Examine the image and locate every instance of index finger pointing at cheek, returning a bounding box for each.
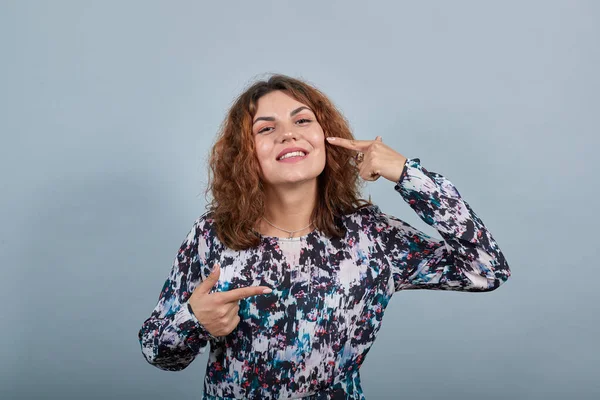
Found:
[326,137,372,151]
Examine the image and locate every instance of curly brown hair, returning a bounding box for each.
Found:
[205,74,371,250]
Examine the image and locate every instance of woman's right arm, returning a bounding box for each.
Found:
[137,215,218,371]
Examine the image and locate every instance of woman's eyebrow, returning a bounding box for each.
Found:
[253,106,313,125]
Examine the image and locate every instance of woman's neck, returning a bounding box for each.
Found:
[257,179,318,238]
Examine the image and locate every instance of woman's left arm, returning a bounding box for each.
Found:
[376,157,511,292]
[326,136,511,292]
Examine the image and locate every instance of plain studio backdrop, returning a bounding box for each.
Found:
[1,1,598,399]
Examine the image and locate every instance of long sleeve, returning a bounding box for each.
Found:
[137,216,217,371]
[374,157,511,292]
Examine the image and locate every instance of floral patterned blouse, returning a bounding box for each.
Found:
[138,157,511,399]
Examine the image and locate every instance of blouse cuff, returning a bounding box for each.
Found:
[173,301,219,351]
[394,157,418,190]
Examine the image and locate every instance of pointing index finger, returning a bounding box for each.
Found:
[219,285,273,303]
[326,137,372,151]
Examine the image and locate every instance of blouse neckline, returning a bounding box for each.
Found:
[252,228,319,242]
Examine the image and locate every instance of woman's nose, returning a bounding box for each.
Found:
[280,129,298,142]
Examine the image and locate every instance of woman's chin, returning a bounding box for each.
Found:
[270,176,319,187]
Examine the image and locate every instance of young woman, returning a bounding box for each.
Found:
[138,74,511,399]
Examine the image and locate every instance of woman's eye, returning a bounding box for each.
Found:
[257,127,274,134]
[256,119,311,134]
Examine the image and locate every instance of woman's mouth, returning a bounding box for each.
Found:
[277,151,308,163]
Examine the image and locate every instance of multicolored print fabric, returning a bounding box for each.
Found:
[138,157,511,399]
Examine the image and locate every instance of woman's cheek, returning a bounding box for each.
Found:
[255,140,272,163]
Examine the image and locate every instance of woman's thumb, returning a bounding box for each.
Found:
[199,263,220,293]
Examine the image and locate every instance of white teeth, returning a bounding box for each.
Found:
[278,151,306,160]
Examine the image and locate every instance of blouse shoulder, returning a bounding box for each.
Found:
[194,210,214,228]
[350,204,386,221]
[191,210,218,255]
[340,204,388,237]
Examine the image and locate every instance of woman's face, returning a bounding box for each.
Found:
[252,90,326,188]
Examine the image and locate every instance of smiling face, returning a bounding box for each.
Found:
[252,90,326,188]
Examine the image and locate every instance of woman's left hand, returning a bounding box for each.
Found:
[326,136,408,182]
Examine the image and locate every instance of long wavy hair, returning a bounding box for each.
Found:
[205,74,371,250]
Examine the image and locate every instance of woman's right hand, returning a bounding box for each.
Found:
[187,263,272,337]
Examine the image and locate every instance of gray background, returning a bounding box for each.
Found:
[1,0,598,399]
